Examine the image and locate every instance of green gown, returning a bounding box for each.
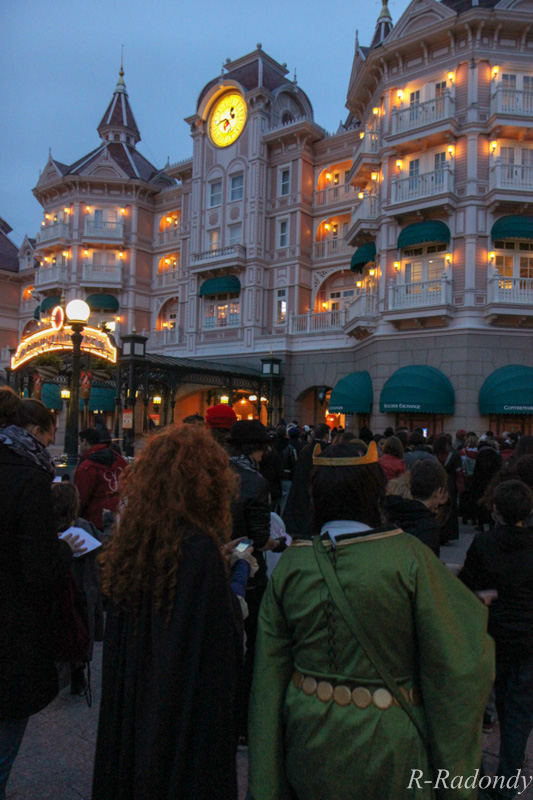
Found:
[248,527,494,800]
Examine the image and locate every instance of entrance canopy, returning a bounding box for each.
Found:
[380,365,455,414]
[199,276,241,296]
[491,216,533,241]
[397,221,450,249]
[79,386,116,412]
[350,242,376,274]
[328,371,373,414]
[479,365,533,415]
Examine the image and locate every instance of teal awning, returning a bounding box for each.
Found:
[328,371,373,414]
[33,305,41,320]
[397,221,451,249]
[491,216,533,241]
[40,295,61,313]
[86,293,119,312]
[199,276,241,296]
[79,386,116,412]
[41,383,62,410]
[350,242,376,273]
[479,365,533,415]
[380,365,455,414]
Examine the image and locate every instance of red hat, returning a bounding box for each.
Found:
[205,403,238,430]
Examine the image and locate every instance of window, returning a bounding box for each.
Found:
[228,224,242,246]
[168,313,177,330]
[280,168,290,197]
[207,229,220,252]
[278,219,288,248]
[209,181,222,207]
[230,174,244,202]
[328,289,356,311]
[494,240,533,289]
[434,152,446,190]
[409,90,420,122]
[276,288,287,324]
[435,81,446,115]
[408,159,420,192]
[204,293,240,329]
[402,243,446,287]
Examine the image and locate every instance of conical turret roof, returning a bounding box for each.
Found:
[97,63,141,145]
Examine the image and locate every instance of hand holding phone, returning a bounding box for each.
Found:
[235,539,253,553]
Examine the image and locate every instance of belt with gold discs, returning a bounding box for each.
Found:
[292,671,423,710]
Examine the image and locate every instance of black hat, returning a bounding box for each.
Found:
[227,420,270,445]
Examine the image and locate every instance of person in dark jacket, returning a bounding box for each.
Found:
[282,423,331,540]
[403,431,438,469]
[382,459,448,557]
[271,425,297,513]
[0,390,82,799]
[471,441,502,531]
[433,434,461,543]
[74,427,129,531]
[460,480,533,799]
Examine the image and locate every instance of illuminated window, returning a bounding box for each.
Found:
[209,181,222,207]
[230,174,244,202]
[276,288,287,324]
[204,293,240,329]
[207,229,220,252]
[401,243,446,288]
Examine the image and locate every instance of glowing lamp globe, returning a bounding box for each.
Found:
[66,299,90,324]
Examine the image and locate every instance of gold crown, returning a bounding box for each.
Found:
[312,440,379,466]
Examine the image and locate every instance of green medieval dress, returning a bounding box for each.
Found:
[248,525,494,800]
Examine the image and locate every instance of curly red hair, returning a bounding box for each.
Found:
[99,423,238,620]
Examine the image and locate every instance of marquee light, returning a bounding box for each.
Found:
[11,315,117,370]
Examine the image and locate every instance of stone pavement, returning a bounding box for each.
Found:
[6,523,532,799]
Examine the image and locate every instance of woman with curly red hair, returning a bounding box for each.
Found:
[92,424,240,800]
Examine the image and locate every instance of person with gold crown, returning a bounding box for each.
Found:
[248,439,494,800]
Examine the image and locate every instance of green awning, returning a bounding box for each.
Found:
[380,365,455,414]
[479,365,533,415]
[397,221,451,249]
[350,242,376,273]
[199,276,241,296]
[86,293,119,312]
[41,383,62,411]
[79,386,117,412]
[33,305,41,320]
[40,295,61,313]
[328,371,373,414]
[491,216,533,241]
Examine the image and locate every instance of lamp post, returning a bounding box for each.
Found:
[65,299,90,469]
[61,388,71,453]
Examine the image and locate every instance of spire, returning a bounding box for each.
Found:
[97,53,141,146]
[377,0,392,22]
[371,0,393,48]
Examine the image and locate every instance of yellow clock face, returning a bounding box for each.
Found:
[209,93,247,148]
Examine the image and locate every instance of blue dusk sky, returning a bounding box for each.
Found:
[0,0,410,247]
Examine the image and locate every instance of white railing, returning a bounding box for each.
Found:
[345,292,377,324]
[84,220,124,239]
[490,161,533,191]
[357,130,380,153]
[204,315,241,330]
[36,222,70,243]
[391,93,454,134]
[491,87,533,117]
[314,184,359,207]
[154,271,180,288]
[388,274,452,309]
[289,310,345,334]
[82,264,122,283]
[391,166,453,203]
[34,265,68,286]
[487,275,533,305]
[191,244,246,264]
[148,328,182,346]
[312,239,353,259]
[351,194,379,224]
[157,226,181,245]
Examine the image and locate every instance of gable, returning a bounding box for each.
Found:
[385,0,455,43]
[36,164,62,186]
[77,152,129,180]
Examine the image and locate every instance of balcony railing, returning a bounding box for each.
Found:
[351,194,379,224]
[289,310,345,334]
[491,87,533,117]
[345,292,377,323]
[388,275,452,309]
[81,264,123,284]
[84,220,124,240]
[314,184,358,208]
[191,244,246,266]
[157,226,181,245]
[391,94,454,134]
[154,270,180,288]
[34,265,68,286]
[391,166,453,204]
[490,161,533,191]
[487,274,533,305]
[36,222,70,243]
[148,328,183,347]
[204,315,241,330]
[312,239,353,260]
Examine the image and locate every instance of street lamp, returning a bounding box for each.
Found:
[65,299,90,469]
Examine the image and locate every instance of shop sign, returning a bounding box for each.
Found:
[382,403,422,411]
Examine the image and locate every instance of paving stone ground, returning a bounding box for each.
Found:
[6,523,532,799]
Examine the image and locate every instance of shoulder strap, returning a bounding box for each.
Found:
[312,535,428,747]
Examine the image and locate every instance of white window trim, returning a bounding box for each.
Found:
[209,180,223,208]
[278,217,289,249]
[278,165,291,197]
[229,173,244,203]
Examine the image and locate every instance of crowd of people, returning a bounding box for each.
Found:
[1,390,532,800]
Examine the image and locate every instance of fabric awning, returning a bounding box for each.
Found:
[397,221,451,249]
[199,276,241,296]
[79,386,117,412]
[350,242,376,273]
[328,371,373,414]
[380,365,455,414]
[479,365,533,415]
[33,305,41,320]
[41,383,62,410]
[86,293,119,312]
[491,216,533,241]
[40,295,61,313]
